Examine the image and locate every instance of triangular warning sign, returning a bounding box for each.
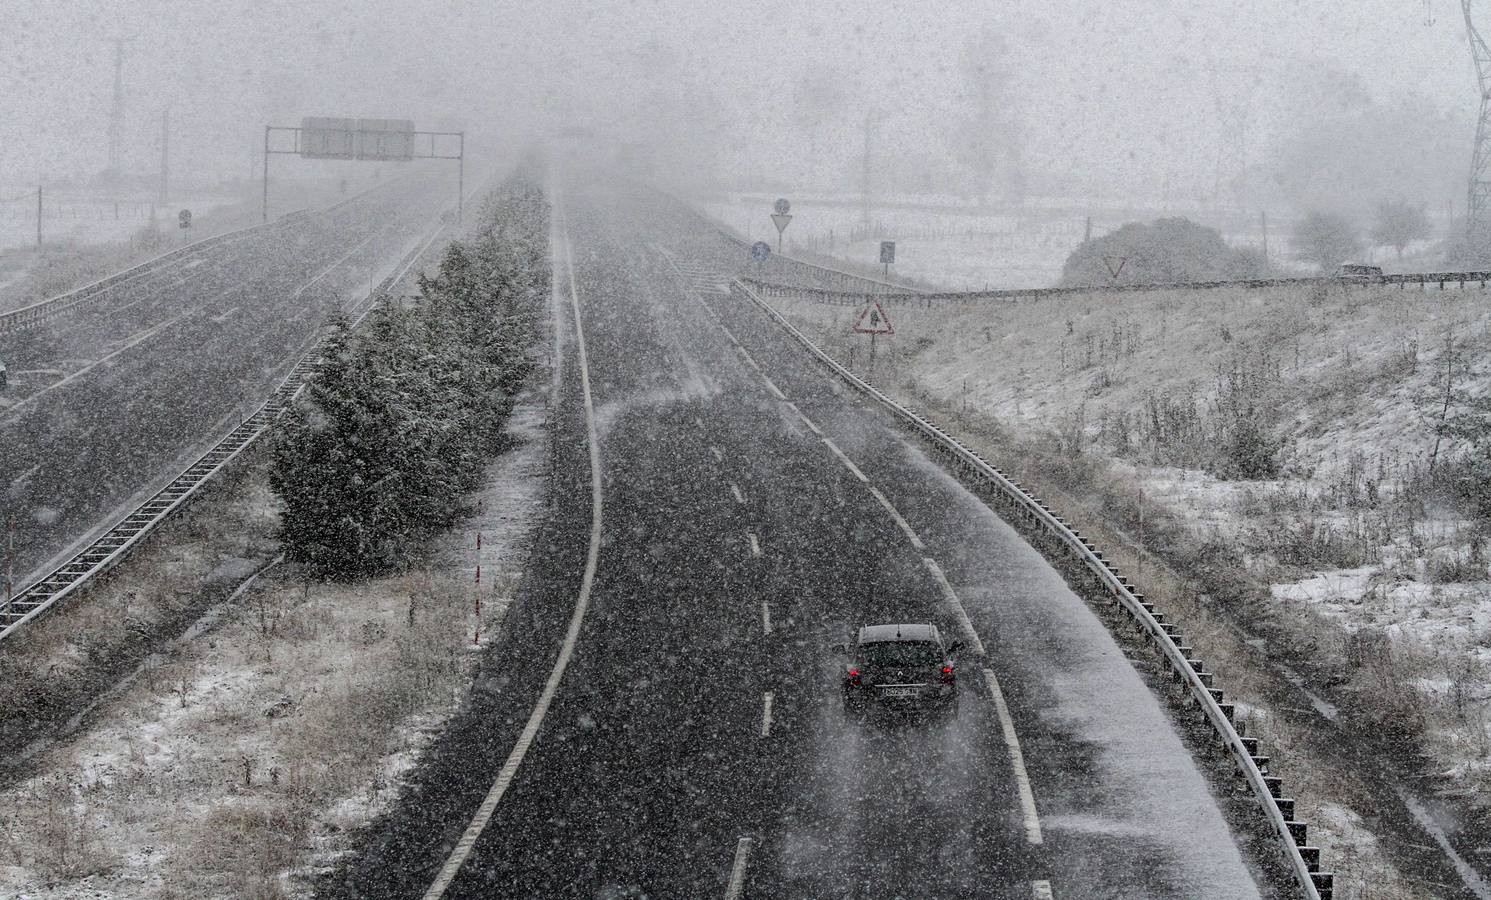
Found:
[852,301,894,335]
[1102,255,1129,279]
[771,213,793,234]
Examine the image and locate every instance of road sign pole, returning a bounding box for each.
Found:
[457,131,465,225]
[4,516,14,606]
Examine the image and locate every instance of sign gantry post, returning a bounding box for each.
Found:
[262,118,465,222]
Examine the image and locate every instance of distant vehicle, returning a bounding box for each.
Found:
[1337,263,1384,278]
[840,623,962,723]
[0,356,7,390]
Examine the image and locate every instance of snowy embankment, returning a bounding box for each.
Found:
[0,399,547,899]
[767,278,1491,892]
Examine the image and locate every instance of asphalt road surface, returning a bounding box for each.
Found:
[0,168,452,587]
[324,171,1270,900]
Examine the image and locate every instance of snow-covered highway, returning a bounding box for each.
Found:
[0,169,452,594]
[323,171,1275,899]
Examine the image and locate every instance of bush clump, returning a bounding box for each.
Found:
[1060,217,1267,287]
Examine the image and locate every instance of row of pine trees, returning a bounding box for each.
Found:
[270,169,549,579]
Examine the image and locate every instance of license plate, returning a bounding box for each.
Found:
[882,687,916,698]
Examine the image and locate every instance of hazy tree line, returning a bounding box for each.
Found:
[270,167,547,579]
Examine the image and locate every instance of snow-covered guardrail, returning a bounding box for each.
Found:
[0,172,422,339]
[0,215,448,644]
[731,276,1335,900]
[738,269,1491,308]
[0,221,281,337]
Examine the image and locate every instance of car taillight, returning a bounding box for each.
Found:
[846,667,861,684]
[939,665,954,684]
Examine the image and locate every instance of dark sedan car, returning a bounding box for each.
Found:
[840,623,961,723]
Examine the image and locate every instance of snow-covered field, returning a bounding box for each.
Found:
[766,278,1491,783]
[0,401,549,899]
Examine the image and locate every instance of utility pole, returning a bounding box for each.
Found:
[36,187,42,247]
[159,108,170,206]
[861,112,874,227]
[1260,210,1269,268]
[108,39,126,185]
[261,126,270,222]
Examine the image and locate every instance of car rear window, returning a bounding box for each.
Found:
[860,641,940,667]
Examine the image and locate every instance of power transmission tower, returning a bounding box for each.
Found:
[108,39,126,182]
[1464,1,1491,250]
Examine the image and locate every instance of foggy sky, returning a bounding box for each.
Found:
[1,0,1479,208]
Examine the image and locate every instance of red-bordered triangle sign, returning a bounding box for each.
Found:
[852,301,895,335]
[1103,255,1129,279]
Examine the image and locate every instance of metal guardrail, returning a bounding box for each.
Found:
[732,276,1334,900]
[738,269,1491,308]
[0,221,281,337]
[0,172,423,339]
[0,218,447,644]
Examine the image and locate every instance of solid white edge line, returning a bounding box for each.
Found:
[786,402,824,436]
[760,691,774,737]
[760,373,787,400]
[712,446,724,462]
[921,557,986,658]
[985,666,1044,846]
[1032,879,1055,899]
[762,601,772,635]
[867,485,926,550]
[725,836,754,900]
[820,438,869,483]
[422,184,605,900]
[747,532,762,558]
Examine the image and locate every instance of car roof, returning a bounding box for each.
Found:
[858,623,940,644]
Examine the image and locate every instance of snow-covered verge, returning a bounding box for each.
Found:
[0,400,548,899]
[764,279,1491,896]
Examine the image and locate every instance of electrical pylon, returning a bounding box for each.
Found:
[1463,1,1491,248]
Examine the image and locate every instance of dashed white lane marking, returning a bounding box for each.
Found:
[695,417,704,429]
[821,438,869,483]
[747,532,762,558]
[760,373,787,400]
[760,691,775,737]
[921,558,987,658]
[737,345,762,371]
[721,325,741,346]
[985,667,1044,846]
[209,305,241,323]
[1032,880,1054,899]
[868,486,925,550]
[761,602,772,635]
[712,446,724,462]
[730,484,745,504]
[423,189,605,900]
[786,402,824,436]
[725,836,755,900]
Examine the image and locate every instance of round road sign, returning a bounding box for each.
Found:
[750,241,771,261]
[773,198,790,216]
